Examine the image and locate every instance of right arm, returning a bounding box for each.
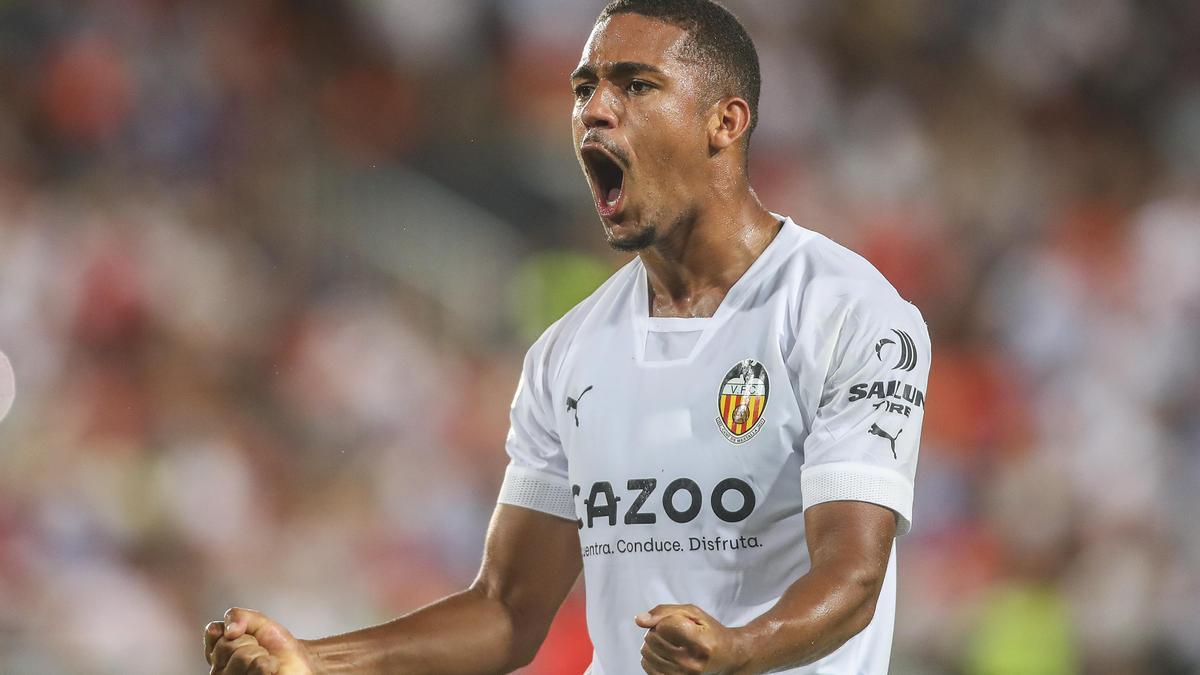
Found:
[207,328,580,675]
[306,503,582,674]
[206,503,581,675]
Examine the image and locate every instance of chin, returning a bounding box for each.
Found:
[605,222,658,252]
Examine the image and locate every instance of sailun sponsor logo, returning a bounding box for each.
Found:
[715,358,769,444]
[849,380,925,417]
[874,329,919,372]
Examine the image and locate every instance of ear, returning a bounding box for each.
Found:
[707,96,752,152]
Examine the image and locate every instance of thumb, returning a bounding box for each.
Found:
[635,604,683,629]
[223,607,272,641]
[253,619,301,656]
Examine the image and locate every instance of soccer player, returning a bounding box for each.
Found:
[203,1,930,673]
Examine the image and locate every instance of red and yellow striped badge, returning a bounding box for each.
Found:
[715,359,770,444]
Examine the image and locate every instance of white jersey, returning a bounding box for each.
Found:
[498,218,930,674]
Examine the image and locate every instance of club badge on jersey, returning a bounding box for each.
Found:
[716,358,769,444]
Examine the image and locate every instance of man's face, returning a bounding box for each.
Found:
[571,14,713,251]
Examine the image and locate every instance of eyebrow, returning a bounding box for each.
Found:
[570,61,666,82]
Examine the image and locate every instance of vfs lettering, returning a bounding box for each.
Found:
[572,477,756,529]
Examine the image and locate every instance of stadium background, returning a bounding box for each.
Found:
[0,1,1198,673]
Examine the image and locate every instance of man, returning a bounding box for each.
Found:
[204,1,930,673]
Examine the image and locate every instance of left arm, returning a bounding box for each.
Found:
[638,293,928,674]
[637,500,896,675]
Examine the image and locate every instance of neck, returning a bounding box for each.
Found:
[638,181,780,318]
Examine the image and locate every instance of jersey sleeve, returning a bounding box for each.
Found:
[800,295,930,536]
[496,333,576,521]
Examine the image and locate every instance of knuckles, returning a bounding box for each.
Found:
[657,615,698,642]
[205,609,288,675]
[228,646,270,675]
[640,606,725,674]
[212,640,236,664]
[214,636,259,668]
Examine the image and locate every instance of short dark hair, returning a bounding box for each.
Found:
[598,0,761,146]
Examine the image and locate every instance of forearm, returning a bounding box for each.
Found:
[303,586,532,675]
[730,560,884,673]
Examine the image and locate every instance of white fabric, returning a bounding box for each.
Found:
[801,463,914,535]
[498,464,576,521]
[497,218,930,674]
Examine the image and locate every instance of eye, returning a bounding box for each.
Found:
[627,80,653,94]
[574,83,595,100]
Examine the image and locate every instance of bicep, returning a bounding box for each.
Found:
[799,296,929,535]
[472,503,582,632]
[483,330,579,639]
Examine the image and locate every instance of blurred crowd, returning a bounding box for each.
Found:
[0,1,1198,673]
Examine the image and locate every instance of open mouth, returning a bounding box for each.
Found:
[581,146,626,218]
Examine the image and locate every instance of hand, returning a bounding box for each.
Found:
[635,604,748,674]
[204,607,316,675]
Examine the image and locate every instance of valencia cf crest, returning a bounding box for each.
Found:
[715,359,770,444]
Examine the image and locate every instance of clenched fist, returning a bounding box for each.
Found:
[635,604,750,675]
[204,608,315,675]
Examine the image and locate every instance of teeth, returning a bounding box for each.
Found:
[606,187,620,205]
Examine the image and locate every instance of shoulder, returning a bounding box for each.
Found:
[783,225,928,348]
[521,257,640,376]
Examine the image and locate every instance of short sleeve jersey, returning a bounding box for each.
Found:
[498,218,930,675]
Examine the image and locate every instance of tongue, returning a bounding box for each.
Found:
[605,187,621,205]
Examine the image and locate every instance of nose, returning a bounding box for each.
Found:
[580,84,619,130]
